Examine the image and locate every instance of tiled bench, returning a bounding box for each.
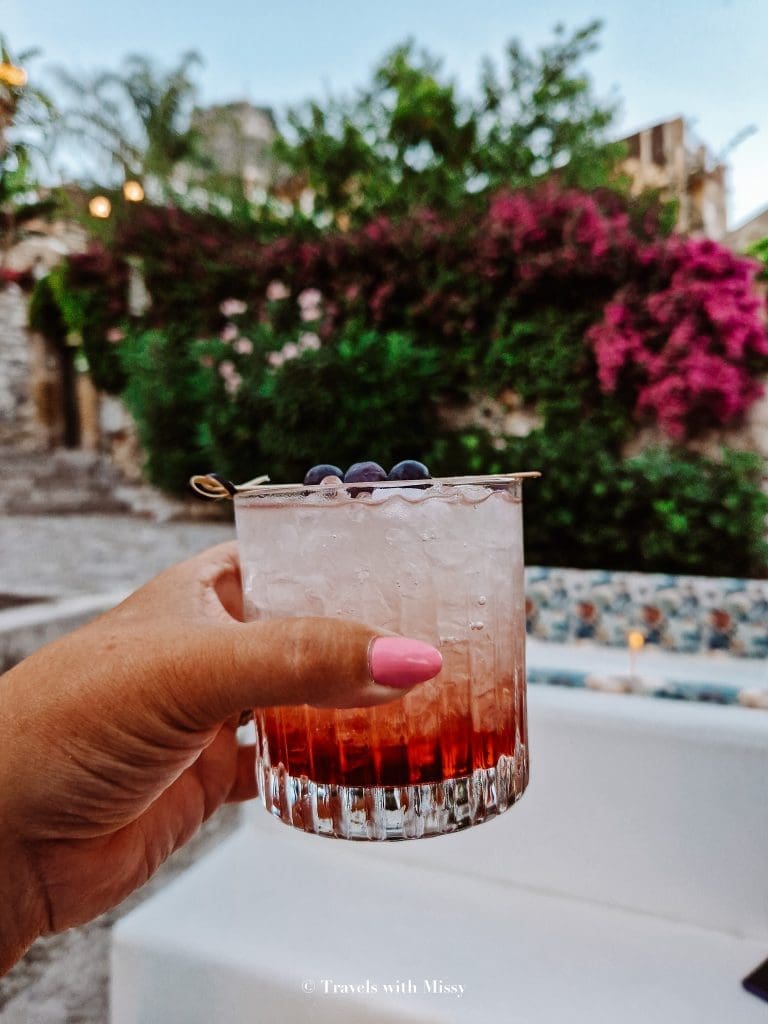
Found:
[526,567,768,706]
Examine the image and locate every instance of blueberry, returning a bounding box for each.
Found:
[343,461,388,484]
[304,464,344,486]
[388,460,431,481]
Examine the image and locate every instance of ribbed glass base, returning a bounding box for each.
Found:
[258,749,529,840]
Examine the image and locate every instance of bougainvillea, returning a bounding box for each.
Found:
[479,187,639,287]
[39,185,768,575]
[0,267,33,288]
[59,187,768,439]
[587,238,768,437]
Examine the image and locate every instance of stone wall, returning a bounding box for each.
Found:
[0,286,88,453]
[1,221,91,451]
[620,117,728,240]
[442,383,768,484]
[622,377,768,487]
[0,283,35,447]
[725,205,768,253]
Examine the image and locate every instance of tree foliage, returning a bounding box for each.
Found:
[53,51,206,194]
[39,185,768,575]
[274,22,626,226]
[0,36,57,245]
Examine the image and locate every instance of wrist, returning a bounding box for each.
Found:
[0,673,46,975]
[0,665,48,974]
[0,835,45,975]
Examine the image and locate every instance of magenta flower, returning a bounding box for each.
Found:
[587,237,768,437]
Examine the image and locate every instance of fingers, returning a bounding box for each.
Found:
[113,541,244,626]
[226,744,258,803]
[158,617,442,731]
[9,545,442,742]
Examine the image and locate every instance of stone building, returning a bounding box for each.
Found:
[724,205,768,253]
[620,116,728,240]
[0,218,96,452]
[1,101,280,495]
[183,101,277,202]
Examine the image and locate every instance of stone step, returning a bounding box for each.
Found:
[0,446,227,521]
[0,446,135,514]
[4,489,133,515]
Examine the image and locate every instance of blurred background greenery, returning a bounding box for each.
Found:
[2,21,768,575]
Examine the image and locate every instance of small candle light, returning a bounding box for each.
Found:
[88,195,112,219]
[627,630,645,677]
[123,180,144,202]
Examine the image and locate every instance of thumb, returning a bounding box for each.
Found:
[159,617,443,730]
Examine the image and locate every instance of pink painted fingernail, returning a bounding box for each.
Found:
[369,637,442,689]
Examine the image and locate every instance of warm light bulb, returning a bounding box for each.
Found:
[627,631,645,652]
[123,180,144,202]
[0,63,28,88]
[88,195,112,219]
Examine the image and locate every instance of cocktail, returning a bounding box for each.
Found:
[234,471,532,840]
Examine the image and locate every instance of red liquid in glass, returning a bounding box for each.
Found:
[258,673,525,788]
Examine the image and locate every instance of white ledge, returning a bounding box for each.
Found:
[112,687,768,1023]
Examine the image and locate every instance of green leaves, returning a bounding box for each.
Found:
[275,23,622,228]
[119,328,211,492]
[0,35,57,236]
[53,50,204,195]
[505,426,768,576]
[110,322,453,490]
[628,448,768,574]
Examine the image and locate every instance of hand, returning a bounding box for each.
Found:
[0,542,441,974]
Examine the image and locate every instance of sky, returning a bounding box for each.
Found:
[4,0,767,226]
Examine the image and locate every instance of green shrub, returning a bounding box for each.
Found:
[46,188,768,578]
[119,323,452,490]
[626,447,768,577]
[507,430,768,577]
[119,329,213,492]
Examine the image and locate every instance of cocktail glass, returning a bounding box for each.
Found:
[235,473,531,840]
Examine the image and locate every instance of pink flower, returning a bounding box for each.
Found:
[266,280,289,302]
[587,235,768,437]
[224,372,242,396]
[234,337,254,355]
[281,342,300,361]
[298,288,322,321]
[267,351,284,368]
[219,359,237,379]
[219,298,247,317]
[298,331,321,351]
[369,282,393,320]
[106,327,124,343]
[220,323,238,343]
[298,288,322,309]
